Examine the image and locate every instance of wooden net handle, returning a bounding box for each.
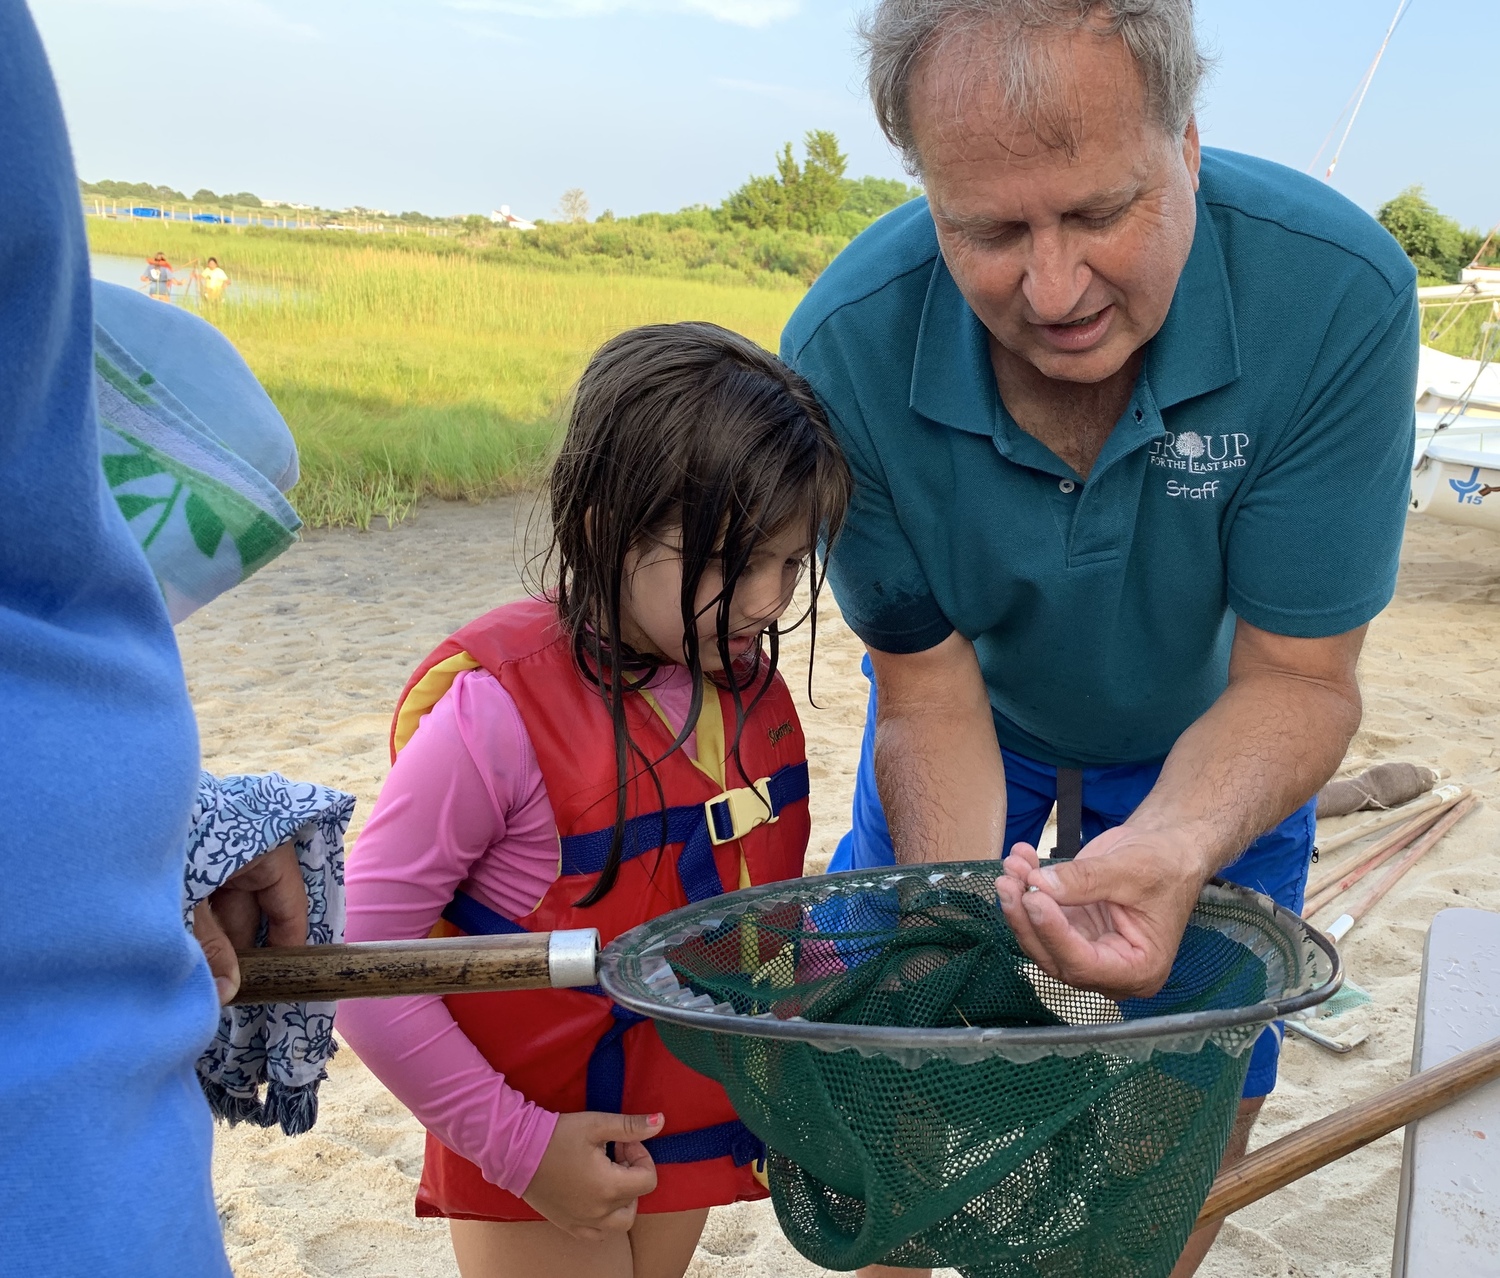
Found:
[227,930,599,1005]
[1197,1034,1500,1228]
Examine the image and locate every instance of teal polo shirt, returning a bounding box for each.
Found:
[783,148,1418,769]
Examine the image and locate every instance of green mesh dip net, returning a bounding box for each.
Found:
[600,862,1340,1278]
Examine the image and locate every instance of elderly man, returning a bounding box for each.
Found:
[784,0,1415,1273]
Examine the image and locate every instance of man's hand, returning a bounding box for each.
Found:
[522,1110,664,1240]
[193,840,308,1004]
[996,830,1209,1000]
[997,620,1365,1001]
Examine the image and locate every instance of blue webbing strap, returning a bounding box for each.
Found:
[586,1004,648,1114]
[558,760,810,903]
[442,758,807,1173]
[586,1005,764,1168]
[443,890,528,937]
[646,1119,764,1168]
[444,886,768,1169]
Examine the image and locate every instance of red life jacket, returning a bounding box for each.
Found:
[388,597,810,1221]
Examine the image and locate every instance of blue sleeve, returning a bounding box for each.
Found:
[783,326,955,654]
[0,7,226,1272]
[1225,283,1419,638]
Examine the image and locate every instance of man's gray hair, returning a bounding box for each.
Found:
[859,0,1210,171]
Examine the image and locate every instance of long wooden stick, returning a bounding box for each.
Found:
[1313,783,1452,858]
[1334,796,1477,926]
[229,929,599,1005]
[1302,809,1443,919]
[1196,1033,1500,1228]
[1305,786,1466,907]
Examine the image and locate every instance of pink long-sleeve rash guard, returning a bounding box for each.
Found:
[340,663,698,1197]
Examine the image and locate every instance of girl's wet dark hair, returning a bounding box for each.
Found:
[547,321,852,906]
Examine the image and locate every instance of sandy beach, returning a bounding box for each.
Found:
[182,498,1500,1278]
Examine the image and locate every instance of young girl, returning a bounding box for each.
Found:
[339,322,851,1278]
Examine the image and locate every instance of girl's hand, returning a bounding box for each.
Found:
[522,1110,664,1240]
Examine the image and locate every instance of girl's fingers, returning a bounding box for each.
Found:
[598,1203,638,1234]
[607,1159,658,1204]
[612,1140,651,1169]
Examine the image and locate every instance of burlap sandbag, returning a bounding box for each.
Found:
[1316,762,1438,818]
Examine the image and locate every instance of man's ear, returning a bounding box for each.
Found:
[1182,115,1202,192]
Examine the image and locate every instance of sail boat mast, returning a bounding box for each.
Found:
[1321,0,1414,182]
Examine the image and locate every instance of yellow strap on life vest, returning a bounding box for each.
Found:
[637,679,752,890]
[393,651,482,756]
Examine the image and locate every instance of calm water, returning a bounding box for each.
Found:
[90,253,281,304]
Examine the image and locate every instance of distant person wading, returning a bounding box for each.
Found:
[199,256,230,303]
[141,251,176,301]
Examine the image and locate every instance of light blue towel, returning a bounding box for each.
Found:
[93,281,302,623]
[92,280,299,492]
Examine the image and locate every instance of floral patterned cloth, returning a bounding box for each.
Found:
[184,771,354,1135]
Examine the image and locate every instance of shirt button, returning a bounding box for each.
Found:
[1059,479,1076,493]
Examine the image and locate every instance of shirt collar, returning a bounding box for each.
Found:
[908,190,1241,437]
[1146,191,1241,410]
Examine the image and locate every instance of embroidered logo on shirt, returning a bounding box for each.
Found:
[1165,479,1222,500]
[1150,430,1252,501]
[768,721,794,747]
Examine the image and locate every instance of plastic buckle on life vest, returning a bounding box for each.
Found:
[751,1149,770,1190]
[705,778,777,845]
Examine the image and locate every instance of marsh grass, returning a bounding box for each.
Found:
[1420,296,1498,362]
[88,220,806,527]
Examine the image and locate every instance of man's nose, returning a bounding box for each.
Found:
[1021,228,1090,323]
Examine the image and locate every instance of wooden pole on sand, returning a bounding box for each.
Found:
[1302,786,1469,918]
[1197,1033,1500,1228]
[1314,788,1450,859]
[1323,796,1478,936]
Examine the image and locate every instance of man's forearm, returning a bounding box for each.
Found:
[870,635,1008,864]
[1129,623,1365,876]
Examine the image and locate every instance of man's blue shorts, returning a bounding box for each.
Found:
[828,656,1315,1099]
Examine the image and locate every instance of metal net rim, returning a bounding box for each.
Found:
[598,862,1343,1067]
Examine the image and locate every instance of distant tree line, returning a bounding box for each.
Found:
[82,178,265,208]
[718,131,920,235]
[79,130,920,239]
[78,132,924,286]
[1377,185,1492,284]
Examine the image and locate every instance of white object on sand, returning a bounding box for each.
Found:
[1410,341,1500,533]
[1410,428,1500,533]
[1391,908,1500,1275]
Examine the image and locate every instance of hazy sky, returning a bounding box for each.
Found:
[30,0,1499,231]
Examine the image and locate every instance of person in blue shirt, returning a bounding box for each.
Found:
[782,3,1416,1274]
[142,252,176,300]
[0,5,306,1271]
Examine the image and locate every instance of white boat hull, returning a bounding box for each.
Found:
[1411,436,1500,532]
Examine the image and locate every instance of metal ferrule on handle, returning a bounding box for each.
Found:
[228,928,601,1006]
